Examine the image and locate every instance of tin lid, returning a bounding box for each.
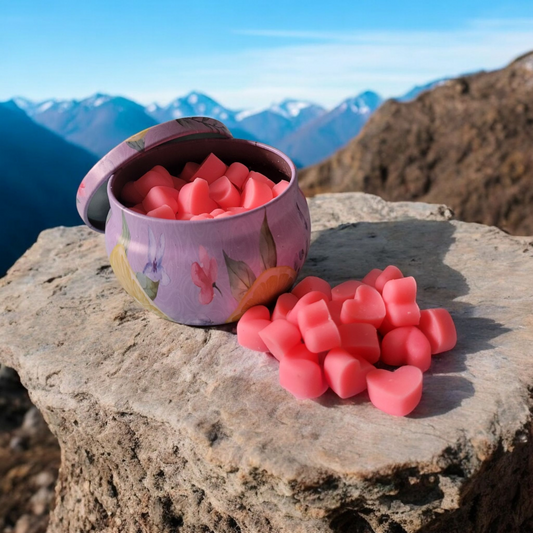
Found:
[76,117,233,232]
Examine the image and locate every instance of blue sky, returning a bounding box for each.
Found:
[2,0,533,109]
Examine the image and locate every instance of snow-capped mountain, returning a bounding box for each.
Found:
[146,91,238,125]
[14,94,158,157]
[233,99,326,147]
[7,89,385,167]
[278,91,383,167]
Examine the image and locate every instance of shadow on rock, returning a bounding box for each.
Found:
[303,220,510,417]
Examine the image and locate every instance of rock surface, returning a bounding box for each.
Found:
[299,51,533,236]
[1,192,533,533]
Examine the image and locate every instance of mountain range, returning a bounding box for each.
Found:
[5,82,436,170]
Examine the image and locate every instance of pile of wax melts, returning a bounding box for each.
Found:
[120,153,290,220]
[236,265,457,417]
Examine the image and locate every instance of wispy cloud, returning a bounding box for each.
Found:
[28,18,516,111]
[128,19,532,109]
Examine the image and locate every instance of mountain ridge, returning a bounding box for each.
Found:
[0,103,98,275]
[298,52,533,235]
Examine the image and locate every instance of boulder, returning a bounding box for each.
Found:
[0,193,532,532]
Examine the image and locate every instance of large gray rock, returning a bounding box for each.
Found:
[1,192,532,533]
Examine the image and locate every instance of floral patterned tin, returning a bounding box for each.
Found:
[76,117,311,325]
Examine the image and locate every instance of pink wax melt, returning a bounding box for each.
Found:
[374,265,403,293]
[240,305,270,323]
[366,366,423,417]
[272,293,299,321]
[272,180,289,198]
[284,344,320,364]
[362,268,382,288]
[246,171,275,189]
[381,327,432,372]
[134,169,173,197]
[121,181,144,205]
[382,277,421,327]
[323,348,374,399]
[297,299,341,353]
[227,206,247,215]
[179,161,200,182]
[258,319,302,361]
[225,162,249,189]
[279,355,328,399]
[152,165,172,179]
[142,186,180,214]
[241,177,273,210]
[190,153,227,185]
[146,205,176,220]
[340,284,386,328]
[338,323,380,364]
[327,300,343,326]
[129,204,146,215]
[236,318,271,352]
[418,308,457,354]
[209,176,241,208]
[292,276,332,300]
[178,178,218,215]
[171,176,187,191]
[176,212,194,220]
[286,291,329,327]
[331,280,363,302]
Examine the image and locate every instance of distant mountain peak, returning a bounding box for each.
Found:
[271,99,325,119]
[84,93,112,107]
[11,97,34,110]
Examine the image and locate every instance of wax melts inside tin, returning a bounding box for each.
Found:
[190,153,227,185]
[134,169,173,197]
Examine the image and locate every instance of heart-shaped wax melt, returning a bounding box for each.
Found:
[381,326,432,371]
[366,366,423,416]
[271,292,299,321]
[292,276,332,300]
[331,280,363,302]
[340,285,386,328]
[418,308,457,354]
[323,348,375,399]
[374,265,403,293]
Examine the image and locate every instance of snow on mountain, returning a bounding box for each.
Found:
[278,91,383,167]
[233,99,326,146]
[25,94,157,157]
[146,91,238,124]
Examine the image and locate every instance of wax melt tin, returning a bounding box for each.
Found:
[76,117,311,325]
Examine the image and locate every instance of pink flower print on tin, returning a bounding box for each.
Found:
[191,246,221,304]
